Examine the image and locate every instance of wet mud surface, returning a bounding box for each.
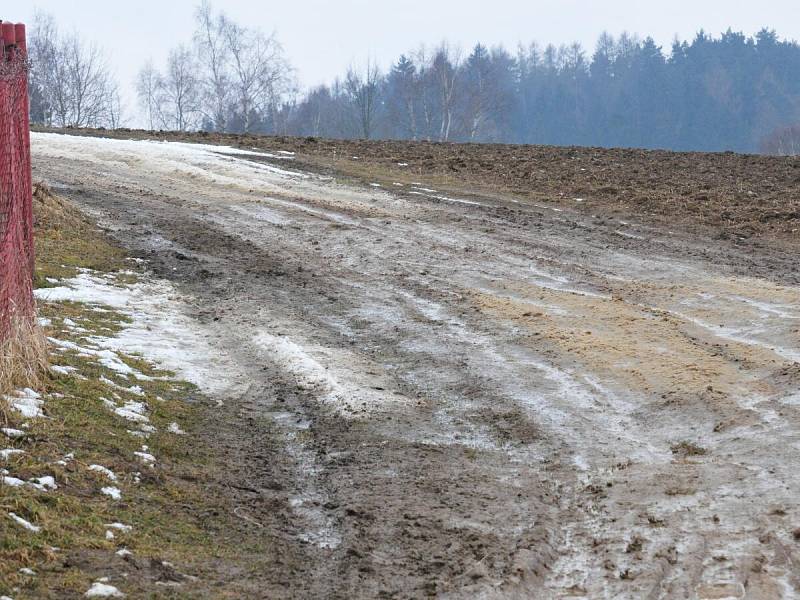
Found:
[32,133,800,598]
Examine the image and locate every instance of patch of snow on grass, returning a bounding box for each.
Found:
[114,401,149,423]
[50,365,78,376]
[4,389,44,418]
[30,476,57,491]
[85,581,124,598]
[36,271,236,395]
[1,448,24,460]
[101,486,122,500]
[8,512,40,532]
[168,422,186,435]
[134,451,156,465]
[1,428,25,439]
[88,465,118,481]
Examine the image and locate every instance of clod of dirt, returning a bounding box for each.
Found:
[625,536,644,553]
[670,441,708,457]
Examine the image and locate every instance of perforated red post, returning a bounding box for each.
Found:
[0,19,34,341]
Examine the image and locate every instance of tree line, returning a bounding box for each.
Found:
[24,4,800,154]
[288,29,800,153]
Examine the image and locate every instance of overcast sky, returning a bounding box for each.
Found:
[6,1,800,125]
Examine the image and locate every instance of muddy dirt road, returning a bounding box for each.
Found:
[32,133,800,599]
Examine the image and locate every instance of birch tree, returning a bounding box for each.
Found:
[136,61,162,129]
[194,0,231,131]
[161,45,201,131]
[224,23,292,133]
[430,44,460,141]
[28,11,121,128]
[345,60,381,139]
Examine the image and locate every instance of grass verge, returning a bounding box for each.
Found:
[0,186,249,598]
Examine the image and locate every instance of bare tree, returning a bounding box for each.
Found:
[105,79,125,129]
[28,11,121,128]
[136,3,295,133]
[224,23,293,133]
[345,59,381,139]
[63,36,114,127]
[429,44,461,141]
[161,45,201,131]
[386,54,420,139]
[413,46,438,141]
[194,0,231,131]
[136,61,162,129]
[760,124,800,155]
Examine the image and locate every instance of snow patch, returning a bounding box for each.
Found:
[114,401,149,423]
[168,422,186,435]
[36,272,237,395]
[85,581,124,598]
[8,512,40,532]
[4,389,44,418]
[134,450,156,465]
[1,448,24,460]
[88,465,118,481]
[101,486,122,500]
[50,365,78,376]
[30,476,58,491]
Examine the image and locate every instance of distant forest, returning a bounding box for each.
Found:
[27,3,800,154]
[287,29,800,153]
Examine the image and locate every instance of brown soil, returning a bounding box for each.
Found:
[29,130,800,598]
[37,126,800,247]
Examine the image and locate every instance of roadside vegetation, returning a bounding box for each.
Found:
[0,186,253,598]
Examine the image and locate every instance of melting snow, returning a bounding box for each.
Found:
[8,512,40,532]
[36,271,236,394]
[88,465,118,481]
[113,401,149,423]
[50,365,78,376]
[85,581,124,598]
[4,389,44,418]
[134,451,156,465]
[168,422,186,435]
[101,486,122,500]
[0,448,24,460]
[29,476,57,491]
[4,474,57,492]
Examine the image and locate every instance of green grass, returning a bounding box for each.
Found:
[0,186,237,598]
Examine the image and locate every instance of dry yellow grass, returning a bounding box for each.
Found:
[0,315,47,402]
[0,185,55,402]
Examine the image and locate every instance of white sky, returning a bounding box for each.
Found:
[6,1,800,125]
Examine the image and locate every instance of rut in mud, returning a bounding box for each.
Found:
[32,132,800,599]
